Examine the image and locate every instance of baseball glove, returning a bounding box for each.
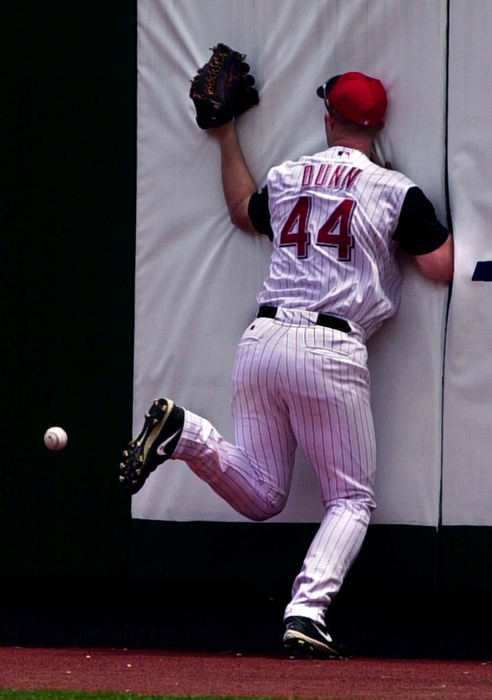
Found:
[189,43,259,129]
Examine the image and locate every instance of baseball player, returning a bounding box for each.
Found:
[120,71,453,658]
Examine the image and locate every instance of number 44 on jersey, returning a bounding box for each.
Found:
[280,196,356,261]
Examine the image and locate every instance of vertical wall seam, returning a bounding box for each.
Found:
[438,0,453,575]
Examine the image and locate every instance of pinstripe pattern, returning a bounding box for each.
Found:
[284,499,371,624]
[259,147,415,338]
[173,310,375,621]
[166,147,413,625]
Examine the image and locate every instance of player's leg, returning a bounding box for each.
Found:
[120,318,297,521]
[282,326,376,655]
[285,499,373,620]
[283,498,371,658]
[173,318,297,520]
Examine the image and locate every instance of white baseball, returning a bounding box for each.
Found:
[44,426,68,451]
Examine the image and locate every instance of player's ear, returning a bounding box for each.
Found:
[327,110,338,129]
[324,111,335,143]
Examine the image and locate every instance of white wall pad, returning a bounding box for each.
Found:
[134,0,449,524]
[442,0,492,526]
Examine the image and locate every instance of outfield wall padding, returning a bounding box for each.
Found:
[133,0,449,526]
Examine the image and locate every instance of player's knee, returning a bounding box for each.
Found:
[324,495,374,521]
[248,493,287,521]
[248,512,272,522]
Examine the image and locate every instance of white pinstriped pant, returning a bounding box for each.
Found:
[172,308,376,625]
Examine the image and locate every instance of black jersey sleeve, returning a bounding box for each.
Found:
[393,187,450,255]
[248,187,273,240]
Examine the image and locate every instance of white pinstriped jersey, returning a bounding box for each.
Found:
[256,147,416,338]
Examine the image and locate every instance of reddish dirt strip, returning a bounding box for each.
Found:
[0,647,491,699]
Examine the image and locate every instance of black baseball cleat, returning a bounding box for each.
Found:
[119,398,184,495]
[283,616,348,660]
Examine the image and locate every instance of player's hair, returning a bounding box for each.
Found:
[331,108,381,139]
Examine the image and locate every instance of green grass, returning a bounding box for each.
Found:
[0,693,296,700]
[0,689,296,700]
[0,692,330,700]
[0,693,298,700]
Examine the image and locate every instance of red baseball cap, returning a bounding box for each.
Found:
[316,72,387,127]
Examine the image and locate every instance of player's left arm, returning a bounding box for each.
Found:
[210,121,258,232]
[393,187,453,283]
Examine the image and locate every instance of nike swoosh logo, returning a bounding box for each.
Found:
[160,429,181,452]
[312,623,332,643]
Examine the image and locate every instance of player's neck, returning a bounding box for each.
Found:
[328,137,372,158]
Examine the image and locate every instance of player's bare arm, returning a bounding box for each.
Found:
[210,121,257,232]
[414,233,454,283]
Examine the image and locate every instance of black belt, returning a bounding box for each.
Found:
[257,306,351,333]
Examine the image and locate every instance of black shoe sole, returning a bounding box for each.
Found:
[119,398,172,494]
[283,636,347,660]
